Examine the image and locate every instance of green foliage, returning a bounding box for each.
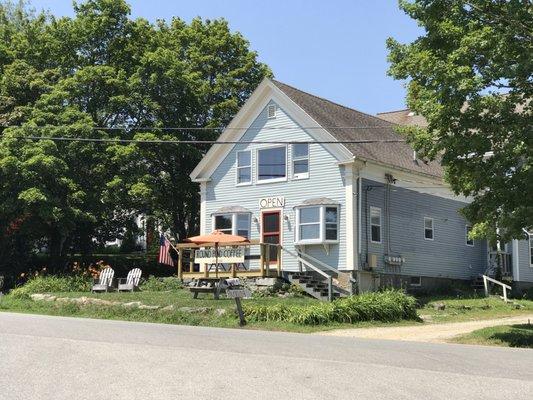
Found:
[139,276,183,292]
[10,274,91,298]
[244,290,419,325]
[387,1,532,241]
[0,0,271,279]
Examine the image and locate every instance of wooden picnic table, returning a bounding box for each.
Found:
[189,277,225,299]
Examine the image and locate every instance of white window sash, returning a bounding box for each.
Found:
[295,205,339,244]
[292,144,309,180]
[256,145,287,184]
[424,217,434,241]
[370,207,382,244]
[465,225,474,246]
[236,150,252,186]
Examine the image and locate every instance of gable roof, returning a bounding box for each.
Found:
[376,109,429,127]
[271,80,443,178]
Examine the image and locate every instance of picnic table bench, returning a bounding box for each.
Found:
[189,277,224,299]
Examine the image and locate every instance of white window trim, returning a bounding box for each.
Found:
[292,143,310,180]
[212,213,251,237]
[235,150,252,186]
[267,104,277,119]
[295,205,340,245]
[370,206,382,244]
[424,217,434,241]
[256,145,288,184]
[465,225,474,247]
[409,276,422,287]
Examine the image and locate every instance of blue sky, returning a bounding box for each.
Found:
[28,0,422,115]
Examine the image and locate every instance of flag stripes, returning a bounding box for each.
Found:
[158,235,174,266]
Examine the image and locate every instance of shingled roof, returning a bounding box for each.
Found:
[376,109,429,127]
[272,80,443,178]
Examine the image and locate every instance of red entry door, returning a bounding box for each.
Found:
[261,211,280,263]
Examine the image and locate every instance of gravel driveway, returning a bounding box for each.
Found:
[318,314,533,343]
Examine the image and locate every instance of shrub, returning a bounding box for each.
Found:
[10,275,92,298]
[243,289,418,325]
[139,276,183,292]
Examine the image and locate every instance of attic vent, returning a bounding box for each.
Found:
[267,104,277,118]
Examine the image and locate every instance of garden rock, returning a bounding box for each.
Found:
[214,308,227,317]
[161,305,175,312]
[30,294,56,302]
[178,306,210,314]
[433,302,446,311]
[138,304,160,310]
[123,301,142,308]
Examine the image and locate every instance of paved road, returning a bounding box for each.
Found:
[0,312,532,400]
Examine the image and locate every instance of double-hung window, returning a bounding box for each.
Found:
[424,217,434,240]
[370,207,382,243]
[257,146,286,183]
[465,225,474,246]
[214,213,251,238]
[214,214,233,234]
[292,143,309,179]
[295,205,339,244]
[236,150,251,185]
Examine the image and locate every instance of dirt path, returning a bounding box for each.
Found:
[318,314,533,343]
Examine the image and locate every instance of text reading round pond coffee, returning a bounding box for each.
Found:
[194,248,245,264]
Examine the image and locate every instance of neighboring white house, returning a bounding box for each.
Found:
[190,78,532,293]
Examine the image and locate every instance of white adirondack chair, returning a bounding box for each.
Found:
[91,268,115,293]
[118,268,142,292]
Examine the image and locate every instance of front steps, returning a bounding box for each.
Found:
[285,272,342,301]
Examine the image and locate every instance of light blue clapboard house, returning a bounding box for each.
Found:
[190,78,533,295]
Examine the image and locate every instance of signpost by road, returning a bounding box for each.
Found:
[225,278,251,326]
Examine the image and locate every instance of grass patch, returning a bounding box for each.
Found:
[451,324,533,348]
[418,296,533,323]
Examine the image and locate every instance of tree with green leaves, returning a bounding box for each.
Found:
[387,0,532,242]
[0,0,271,273]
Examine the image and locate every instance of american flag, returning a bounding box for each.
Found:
[158,235,174,266]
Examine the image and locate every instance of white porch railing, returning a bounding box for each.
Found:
[482,275,512,302]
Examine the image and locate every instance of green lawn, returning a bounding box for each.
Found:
[417,296,533,323]
[2,289,533,333]
[0,290,356,333]
[451,324,533,348]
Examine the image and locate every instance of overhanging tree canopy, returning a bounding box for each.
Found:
[387,0,532,242]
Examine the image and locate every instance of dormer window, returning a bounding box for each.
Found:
[267,104,277,119]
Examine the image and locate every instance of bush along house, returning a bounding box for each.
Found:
[190,78,533,297]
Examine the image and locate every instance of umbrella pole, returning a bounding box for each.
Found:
[215,243,219,278]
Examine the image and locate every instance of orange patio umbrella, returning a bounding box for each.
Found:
[185,230,248,277]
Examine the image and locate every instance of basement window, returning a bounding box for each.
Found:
[410,276,421,287]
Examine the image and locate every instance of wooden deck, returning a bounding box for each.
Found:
[174,240,281,280]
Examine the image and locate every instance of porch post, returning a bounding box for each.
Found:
[177,249,183,280]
